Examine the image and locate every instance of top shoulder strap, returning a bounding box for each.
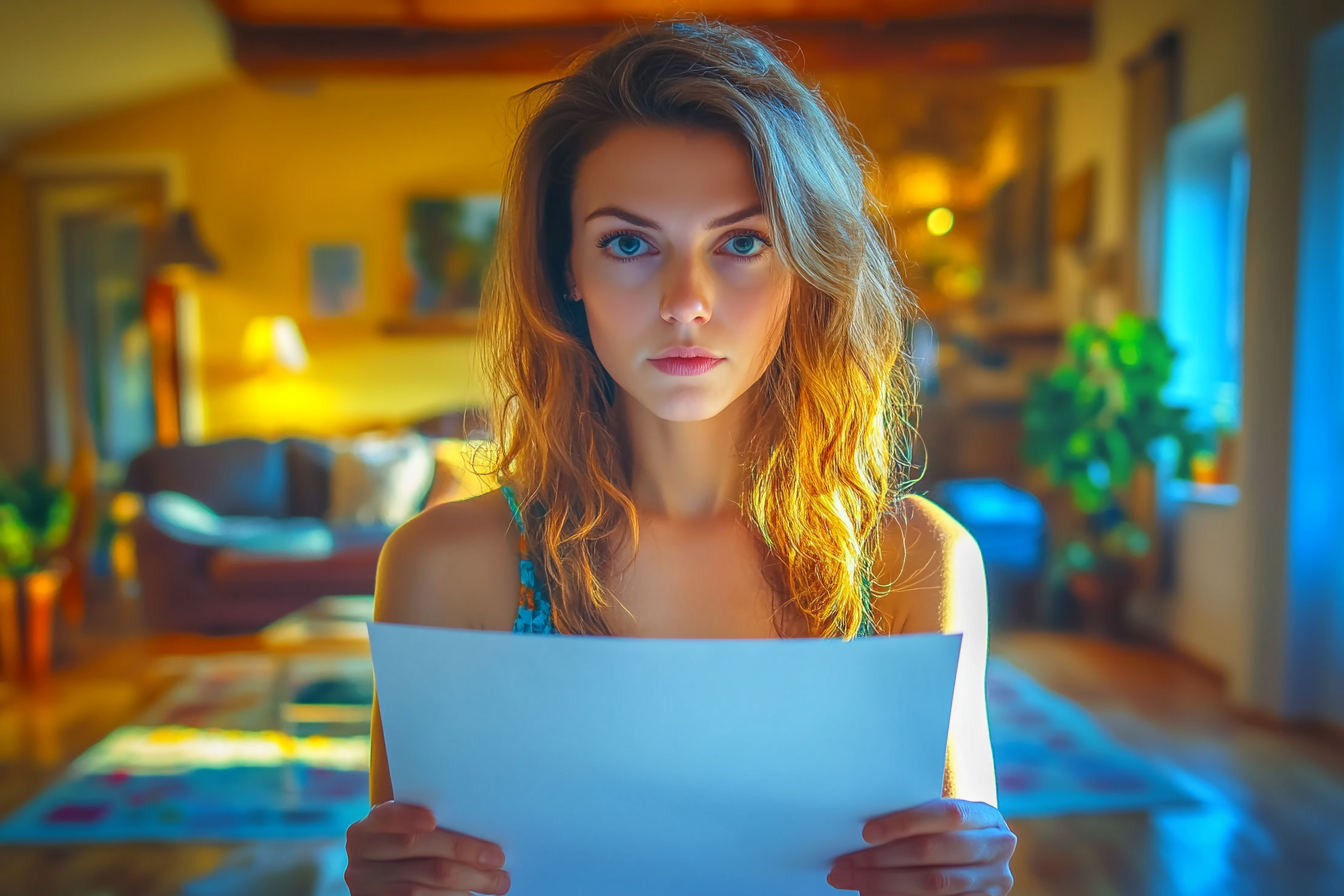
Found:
[500,484,525,535]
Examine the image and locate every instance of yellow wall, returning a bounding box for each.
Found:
[1,71,543,446]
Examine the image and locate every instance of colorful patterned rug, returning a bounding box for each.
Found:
[0,652,1194,844]
[0,726,369,843]
[987,657,1196,818]
[0,653,372,844]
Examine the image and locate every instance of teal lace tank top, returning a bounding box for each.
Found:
[500,485,875,637]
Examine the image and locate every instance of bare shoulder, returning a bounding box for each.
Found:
[872,493,986,634]
[374,488,520,631]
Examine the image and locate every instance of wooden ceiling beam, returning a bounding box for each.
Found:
[228,14,1092,76]
[215,1,1093,29]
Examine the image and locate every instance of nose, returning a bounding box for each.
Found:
[659,256,712,326]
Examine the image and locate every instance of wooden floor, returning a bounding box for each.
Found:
[998,633,1344,896]
[0,624,1341,895]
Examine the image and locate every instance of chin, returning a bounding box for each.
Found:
[633,385,737,423]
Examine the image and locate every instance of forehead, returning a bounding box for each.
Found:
[571,124,761,216]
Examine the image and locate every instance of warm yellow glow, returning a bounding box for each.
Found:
[981,115,1022,189]
[934,264,983,299]
[434,438,504,501]
[891,154,953,209]
[111,531,137,581]
[241,315,309,373]
[927,206,955,236]
[108,491,143,524]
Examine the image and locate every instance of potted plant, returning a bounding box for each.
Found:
[0,466,75,681]
[1020,313,1205,636]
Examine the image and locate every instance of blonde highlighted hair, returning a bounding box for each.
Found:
[480,17,919,637]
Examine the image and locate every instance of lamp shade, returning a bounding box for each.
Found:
[242,316,309,372]
[149,209,220,273]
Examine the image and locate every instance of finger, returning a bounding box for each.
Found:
[361,801,438,834]
[841,828,1016,870]
[354,828,507,868]
[828,863,980,894]
[353,857,510,895]
[862,799,1006,845]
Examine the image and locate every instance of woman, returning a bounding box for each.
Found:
[346,17,1016,896]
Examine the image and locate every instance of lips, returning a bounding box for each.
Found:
[648,346,725,377]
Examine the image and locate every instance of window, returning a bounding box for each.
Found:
[1159,96,1249,433]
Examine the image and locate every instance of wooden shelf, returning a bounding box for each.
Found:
[379,314,478,337]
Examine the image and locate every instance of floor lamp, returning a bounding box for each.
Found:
[145,209,219,446]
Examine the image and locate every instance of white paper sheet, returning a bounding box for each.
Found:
[369,623,962,896]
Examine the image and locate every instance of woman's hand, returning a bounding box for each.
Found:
[827,798,1016,895]
[345,801,511,895]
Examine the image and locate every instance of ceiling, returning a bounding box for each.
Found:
[0,0,1091,153]
[0,0,231,154]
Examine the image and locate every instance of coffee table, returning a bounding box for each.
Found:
[260,594,374,649]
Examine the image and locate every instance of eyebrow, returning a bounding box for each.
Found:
[582,204,764,230]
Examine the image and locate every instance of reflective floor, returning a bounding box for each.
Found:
[999,633,1344,896]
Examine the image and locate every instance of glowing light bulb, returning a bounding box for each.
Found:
[926,207,955,236]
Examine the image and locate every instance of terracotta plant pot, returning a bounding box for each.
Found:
[1067,561,1133,638]
[0,563,67,684]
[23,566,64,682]
[0,576,19,682]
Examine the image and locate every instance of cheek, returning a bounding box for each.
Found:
[581,289,648,368]
[722,266,791,365]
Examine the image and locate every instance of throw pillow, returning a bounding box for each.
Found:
[326,431,436,528]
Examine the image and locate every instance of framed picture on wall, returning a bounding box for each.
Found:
[310,242,364,317]
[406,195,500,317]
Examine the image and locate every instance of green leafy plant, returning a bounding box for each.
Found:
[1021,313,1206,573]
[0,466,75,578]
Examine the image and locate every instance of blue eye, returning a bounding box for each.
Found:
[597,231,651,260]
[725,233,768,257]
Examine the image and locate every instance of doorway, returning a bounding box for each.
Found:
[26,172,167,485]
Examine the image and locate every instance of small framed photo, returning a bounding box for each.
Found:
[310,243,364,317]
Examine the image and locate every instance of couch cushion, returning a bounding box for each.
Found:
[209,543,383,587]
[126,439,289,517]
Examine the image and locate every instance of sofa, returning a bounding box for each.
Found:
[125,435,449,634]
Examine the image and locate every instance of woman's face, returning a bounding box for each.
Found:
[568,125,792,422]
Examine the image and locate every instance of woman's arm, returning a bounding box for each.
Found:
[830,497,1015,894]
[874,495,997,805]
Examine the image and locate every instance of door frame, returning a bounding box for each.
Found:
[21,160,174,473]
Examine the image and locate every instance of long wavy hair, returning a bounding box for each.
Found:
[479,16,919,638]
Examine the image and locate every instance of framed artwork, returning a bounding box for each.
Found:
[310,243,364,317]
[405,195,500,318]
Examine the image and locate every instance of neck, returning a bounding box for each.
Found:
[622,391,751,519]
